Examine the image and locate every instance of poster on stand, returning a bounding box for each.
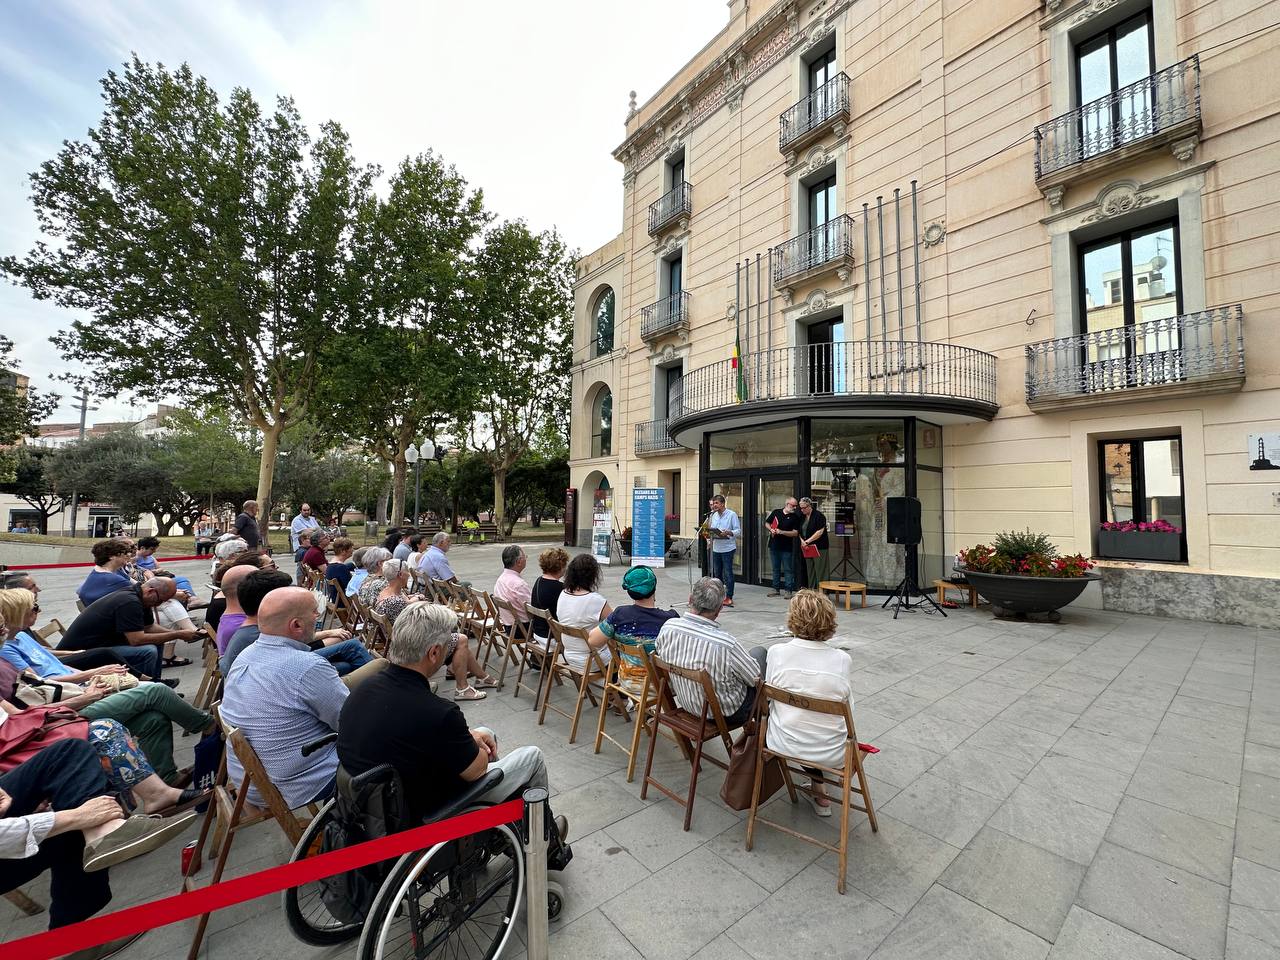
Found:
[631,488,667,568]
[591,486,613,564]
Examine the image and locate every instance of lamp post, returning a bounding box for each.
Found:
[405,443,422,527]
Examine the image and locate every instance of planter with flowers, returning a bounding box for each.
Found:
[1097,519,1182,562]
[955,529,1099,622]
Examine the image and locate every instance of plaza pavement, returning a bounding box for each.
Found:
[3,543,1278,960]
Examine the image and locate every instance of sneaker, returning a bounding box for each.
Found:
[83,812,197,873]
[453,686,487,701]
[62,931,148,960]
[765,590,781,597]
[782,591,792,599]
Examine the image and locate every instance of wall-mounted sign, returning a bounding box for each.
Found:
[1249,433,1280,471]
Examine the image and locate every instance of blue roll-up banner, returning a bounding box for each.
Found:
[631,488,667,568]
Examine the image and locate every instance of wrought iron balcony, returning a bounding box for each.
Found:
[634,418,682,456]
[640,290,690,341]
[667,340,997,445]
[648,181,693,236]
[773,215,855,287]
[1035,55,1200,188]
[779,73,851,154]
[1025,305,1244,411]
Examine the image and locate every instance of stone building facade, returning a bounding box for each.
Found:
[569,0,1280,625]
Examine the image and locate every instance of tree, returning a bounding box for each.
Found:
[270,422,370,524]
[1,449,70,534]
[504,451,569,533]
[1,57,372,516]
[312,152,484,524]
[165,408,259,515]
[462,221,574,532]
[0,336,58,446]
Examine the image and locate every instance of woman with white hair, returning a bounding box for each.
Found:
[373,559,424,625]
[356,548,392,608]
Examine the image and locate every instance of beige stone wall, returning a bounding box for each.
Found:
[572,0,1280,578]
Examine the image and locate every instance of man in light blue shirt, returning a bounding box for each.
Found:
[289,503,315,552]
[417,532,470,588]
[705,494,742,606]
[219,586,348,807]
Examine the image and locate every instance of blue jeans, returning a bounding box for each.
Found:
[711,549,736,600]
[316,639,374,676]
[770,547,795,592]
[110,644,161,680]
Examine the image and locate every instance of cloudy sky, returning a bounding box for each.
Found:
[0,0,727,423]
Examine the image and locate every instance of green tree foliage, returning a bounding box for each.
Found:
[461,221,574,532]
[0,58,372,515]
[164,408,259,515]
[504,451,569,532]
[0,449,69,534]
[270,422,370,524]
[312,152,484,523]
[0,336,58,446]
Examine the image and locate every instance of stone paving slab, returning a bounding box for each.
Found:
[3,542,1278,960]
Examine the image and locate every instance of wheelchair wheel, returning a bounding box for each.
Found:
[282,799,364,945]
[358,822,523,960]
[547,879,565,922]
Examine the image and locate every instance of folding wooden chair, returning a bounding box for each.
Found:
[193,624,223,711]
[539,619,608,743]
[594,636,666,782]
[746,684,879,894]
[515,603,558,705]
[345,592,377,649]
[488,595,531,690]
[33,619,66,646]
[365,607,393,657]
[325,579,352,630]
[182,704,315,959]
[299,564,321,590]
[641,656,748,831]
[462,588,499,666]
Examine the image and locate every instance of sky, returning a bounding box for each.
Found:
[0,0,729,424]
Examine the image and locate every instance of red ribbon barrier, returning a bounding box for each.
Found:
[4,556,207,571]
[2,797,525,960]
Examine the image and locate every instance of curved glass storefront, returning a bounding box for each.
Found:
[700,416,945,593]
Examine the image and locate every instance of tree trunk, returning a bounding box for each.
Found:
[256,422,284,528]
[376,479,390,524]
[391,456,408,526]
[493,466,508,535]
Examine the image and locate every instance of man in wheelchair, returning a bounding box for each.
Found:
[337,602,572,868]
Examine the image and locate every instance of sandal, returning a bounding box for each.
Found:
[454,686,487,701]
[162,656,194,668]
[800,780,833,818]
[150,787,211,818]
[474,676,500,690]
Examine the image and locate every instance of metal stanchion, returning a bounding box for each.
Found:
[522,787,551,960]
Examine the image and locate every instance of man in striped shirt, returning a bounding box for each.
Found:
[655,577,768,727]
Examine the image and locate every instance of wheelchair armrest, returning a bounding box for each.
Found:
[301,732,338,757]
[424,768,505,824]
[348,762,397,791]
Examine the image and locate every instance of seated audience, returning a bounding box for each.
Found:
[0,579,131,677]
[418,532,468,587]
[655,577,766,727]
[344,546,371,599]
[404,534,426,571]
[588,565,678,673]
[764,590,854,817]
[554,553,612,668]
[356,548,392,608]
[493,546,531,629]
[302,530,330,583]
[58,580,198,683]
[528,547,569,648]
[1,738,196,943]
[211,535,249,578]
[293,529,315,584]
[222,571,370,677]
[373,559,424,625]
[391,531,414,561]
[336,603,571,868]
[77,539,137,607]
[133,537,161,573]
[214,564,256,655]
[325,537,356,600]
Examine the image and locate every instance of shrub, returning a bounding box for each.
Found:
[957,531,1092,579]
[992,528,1057,561]
[1099,519,1181,533]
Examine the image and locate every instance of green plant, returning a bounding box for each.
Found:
[992,528,1058,562]
[957,540,1092,579]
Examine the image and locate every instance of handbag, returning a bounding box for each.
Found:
[720,717,785,812]
[0,704,89,773]
[14,672,83,707]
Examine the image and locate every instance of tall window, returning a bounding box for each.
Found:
[668,153,685,191]
[808,46,836,95]
[657,363,683,420]
[1076,11,1154,157]
[666,255,683,298]
[592,288,615,356]
[806,314,845,395]
[1099,436,1185,559]
[591,388,613,457]
[1079,221,1180,388]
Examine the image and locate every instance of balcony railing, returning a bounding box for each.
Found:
[773,215,855,285]
[634,418,681,456]
[1025,305,1244,407]
[1035,55,1200,180]
[648,181,693,236]
[779,73,851,152]
[669,340,997,427]
[640,290,690,341]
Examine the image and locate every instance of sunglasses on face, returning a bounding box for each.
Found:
[32,604,40,614]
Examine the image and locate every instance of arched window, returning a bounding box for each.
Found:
[591,387,613,457]
[593,288,615,356]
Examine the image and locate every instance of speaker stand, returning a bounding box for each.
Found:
[882,545,946,620]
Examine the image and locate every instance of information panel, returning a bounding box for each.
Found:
[591,486,613,565]
[631,487,667,568]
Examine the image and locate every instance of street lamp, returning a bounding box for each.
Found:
[405,443,421,526]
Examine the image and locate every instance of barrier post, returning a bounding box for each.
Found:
[521,787,550,960]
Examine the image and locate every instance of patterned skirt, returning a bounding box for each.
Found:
[87,718,156,792]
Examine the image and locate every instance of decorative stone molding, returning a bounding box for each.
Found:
[922,221,946,247]
[779,287,795,307]
[798,289,829,316]
[1044,185,1067,209]
[1069,0,1119,26]
[801,22,829,53]
[627,90,638,121]
[1083,180,1159,223]
[726,301,738,320]
[660,343,677,362]
[836,266,852,283]
[802,145,834,176]
[1044,0,1064,11]
[1171,135,1199,163]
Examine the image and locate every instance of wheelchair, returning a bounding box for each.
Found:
[282,733,566,959]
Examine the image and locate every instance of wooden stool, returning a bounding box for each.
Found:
[934,579,979,608]
[818,580,867,610]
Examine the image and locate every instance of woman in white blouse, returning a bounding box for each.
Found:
[764,590,854,817]
[553,553,613,669]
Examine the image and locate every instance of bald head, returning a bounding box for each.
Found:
[220,564,256,613]
[139,578,177,607]
[256,587,318,645]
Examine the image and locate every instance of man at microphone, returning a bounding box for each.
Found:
[705,495,741,608]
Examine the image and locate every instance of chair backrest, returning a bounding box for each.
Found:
[366,607,392,656]
[760,683,856,741]
[491,595,529,643]
[223,722,306,845]
[76,599,86,613]
[608,635,658,693]
[651,654,736,744]
[34,619,65,646]
[547,618,607,676]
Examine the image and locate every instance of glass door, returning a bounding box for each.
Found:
[707,480,745,582]
[757,477,800,590]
